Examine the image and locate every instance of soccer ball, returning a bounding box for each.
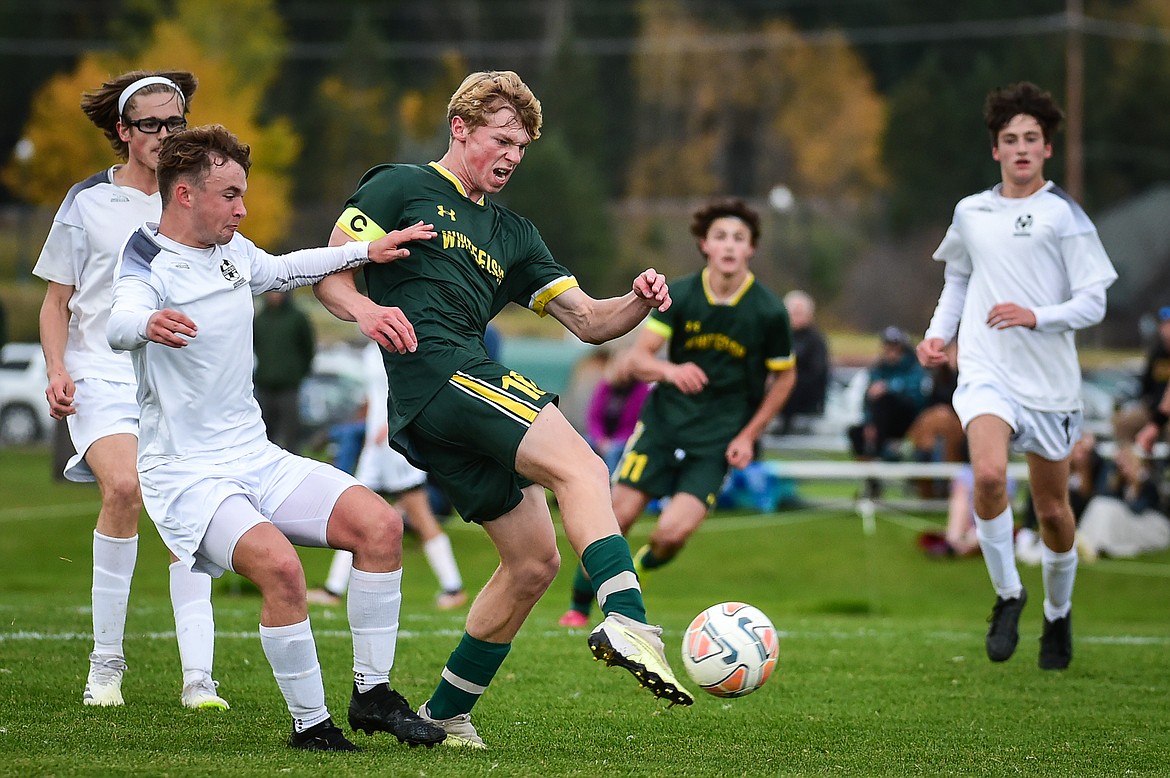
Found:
[680,602,779,698]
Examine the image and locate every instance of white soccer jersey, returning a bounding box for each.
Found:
[108,224,367,471]
[353,341,427,493]
[930,181,1117,412]
[32,167,159,383]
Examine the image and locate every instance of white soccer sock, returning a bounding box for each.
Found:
[169,561,215,685]
[92,531,137,657]
[324,550,354,596]
[974,507,1023,599]
[1041,542,1078,621]
[259,618,329,732]
[348,567,402,692]
[423,533,463,593]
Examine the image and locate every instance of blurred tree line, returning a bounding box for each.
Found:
[2,0,1169,342]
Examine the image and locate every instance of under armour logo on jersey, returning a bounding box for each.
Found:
[437,205,457,222]
[220,259,240,282]
[1014,214,1033,236]
[685,320,702,333]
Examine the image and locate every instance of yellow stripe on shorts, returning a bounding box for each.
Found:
[450,373,542,424]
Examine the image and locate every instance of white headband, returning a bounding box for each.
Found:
[117,76,184,116]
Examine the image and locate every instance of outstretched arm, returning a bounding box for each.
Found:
[543,268,670,345]
[313,225,425,354]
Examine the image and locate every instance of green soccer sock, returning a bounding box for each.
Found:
[426,633,511,720]
[570,565,594,615]
[581,534,647,623]
[633,543,668,573]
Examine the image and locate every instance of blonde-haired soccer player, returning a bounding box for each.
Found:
[315,70,693,749]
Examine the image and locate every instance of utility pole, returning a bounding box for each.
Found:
[1066,0,1085,203]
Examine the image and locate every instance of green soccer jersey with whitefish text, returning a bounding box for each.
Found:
[336,162,578,435]
[638,268,794,452]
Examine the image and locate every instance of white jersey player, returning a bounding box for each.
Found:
[309,341,466,610]
[108,124,445,752]
[918,82,1117,671]
[32,70,228,710]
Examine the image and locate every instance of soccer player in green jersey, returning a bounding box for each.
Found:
[559,198,797,628]
[314,70,693,749]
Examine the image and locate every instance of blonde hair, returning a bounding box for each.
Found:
[447,70,542,141]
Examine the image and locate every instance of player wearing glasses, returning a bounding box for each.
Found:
[33,70,230,711]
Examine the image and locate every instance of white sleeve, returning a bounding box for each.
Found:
[1032,283,1108,333]
[108,274,162,351]
[924,264,970,343]
[248,241,368,294]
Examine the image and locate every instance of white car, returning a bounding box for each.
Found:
[0,343,50,446]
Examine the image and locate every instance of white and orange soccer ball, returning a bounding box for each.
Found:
[680,602,780,698]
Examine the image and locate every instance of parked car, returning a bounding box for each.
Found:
[0,343,50,446]
[297,343,366,446]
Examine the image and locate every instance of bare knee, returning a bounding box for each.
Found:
[555,451,611,498]
[99,472,142,517]
[1032,498,1073,533]
[253,548,307,607]
[508,548,561,603]
[971,464,1008,504]
[330,495,404,560]
[355,506,404,554]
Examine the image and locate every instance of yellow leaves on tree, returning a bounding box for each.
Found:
[626,10,886,204]
[3,0,298,248]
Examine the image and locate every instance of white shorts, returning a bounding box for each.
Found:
[952,382,1083,461]
[64,378,139,483]
[140,441,359,576]
[354,441,427,494]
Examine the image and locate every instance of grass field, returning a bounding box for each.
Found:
[2,447,1169,777]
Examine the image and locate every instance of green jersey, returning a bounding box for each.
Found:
[639,268,794,450]
[336,162,578,434]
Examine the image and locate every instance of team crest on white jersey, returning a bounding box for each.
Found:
[219,258,246,288]
[1014,214,1033,236]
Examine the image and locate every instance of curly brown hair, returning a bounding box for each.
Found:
[80,70,197,160]
[156,125,251,208]
[983,81,1064,144]
[689,198,761,253]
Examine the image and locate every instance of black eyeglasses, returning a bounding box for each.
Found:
[124,116,187,134]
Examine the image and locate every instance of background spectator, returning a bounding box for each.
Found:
[253,289,315,453]
[585,348,650,474]
[918,464,1018,558]
[1113,305,1170,445]
[777,289,829,435]
[906,342,965,497]
[1076,446,1170,561]
[848,326,926,462]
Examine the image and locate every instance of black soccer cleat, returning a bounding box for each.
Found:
[348,683,447,747]
[985,588,1027,662]
[1038,612,1073,670]
[288,717,361,752]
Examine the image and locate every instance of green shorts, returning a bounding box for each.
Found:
[614,421,730,507]
[394,358,558,523]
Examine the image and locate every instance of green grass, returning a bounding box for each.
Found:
[1,447,1168,777]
